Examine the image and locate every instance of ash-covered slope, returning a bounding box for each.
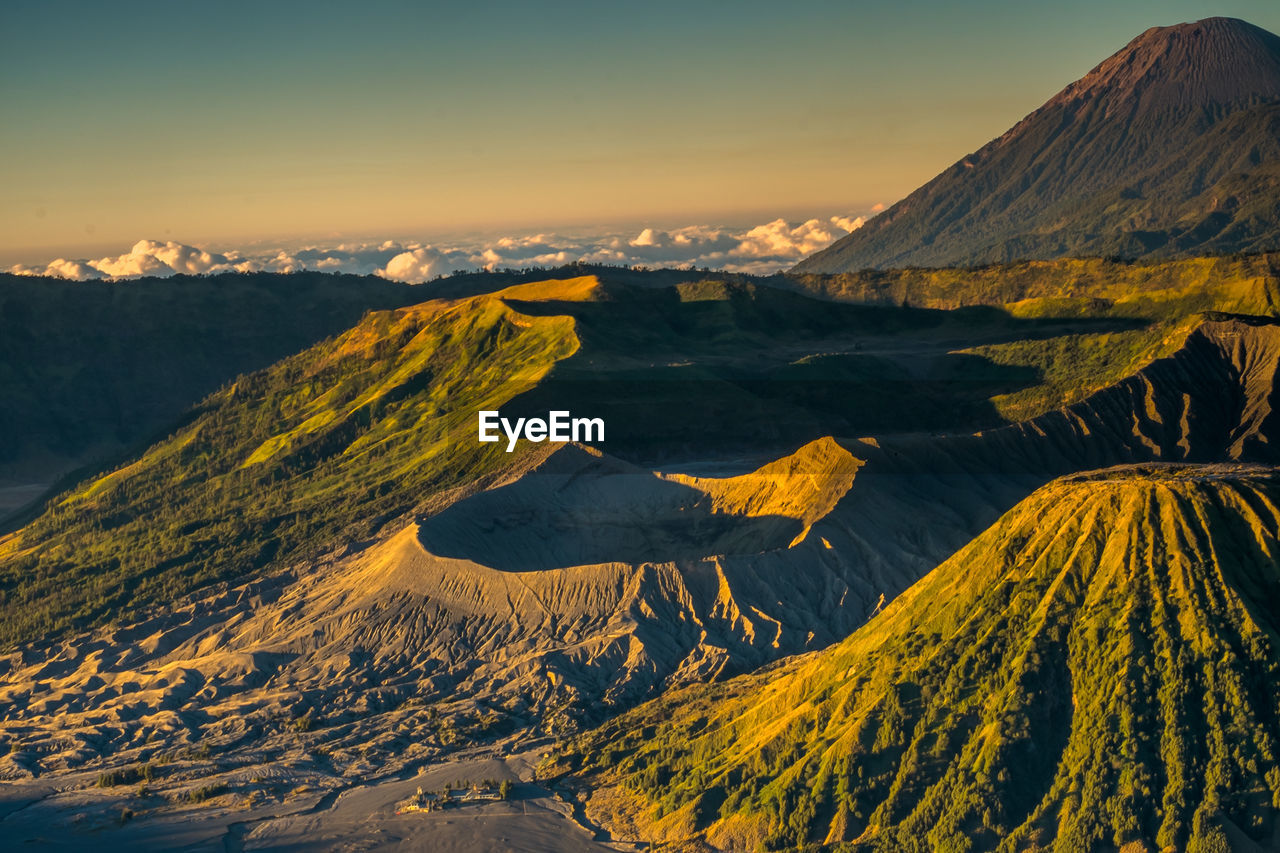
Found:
[556,464,1280,852]
[0,436,867,785]
[795,17,1280,272]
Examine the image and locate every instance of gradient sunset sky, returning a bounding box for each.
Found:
[3,0,1280,266]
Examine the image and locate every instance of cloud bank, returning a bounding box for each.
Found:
[8,215,868,284]
[9,240,242,280]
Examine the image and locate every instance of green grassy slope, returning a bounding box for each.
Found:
[957,319,1202,423]
[0,264,670,492]
[787,253,1280,319]
[786,253,1280,425]
[0,271,423,482]
[553,465,1280,852]
[0,284,580,646]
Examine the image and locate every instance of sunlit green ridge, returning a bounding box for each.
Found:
[0,280,583,647]
[553,465,1280,852]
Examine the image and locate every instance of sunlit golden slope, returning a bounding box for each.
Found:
[790,253,1280,319]
[556,464,1280,853]
[0,281,582,646]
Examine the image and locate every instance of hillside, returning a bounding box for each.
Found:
[0,274,1160,651]
[0,263,688,522]
[0,278,591,648]
[3,294,1280,788]
[0,271,425,515]
[787,253,1280,319]
[554,464,1280,852]
[2,277,1280,845]
[794,18,1280,272]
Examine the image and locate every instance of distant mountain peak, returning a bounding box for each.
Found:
[794,18,1280,273]
[1049,16,1280,115]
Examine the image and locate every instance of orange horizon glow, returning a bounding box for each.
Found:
[4,1,1279,262]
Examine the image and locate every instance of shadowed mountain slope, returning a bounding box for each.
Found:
[554,464,1280,852]
[0,272,425,489]
[795,18,1280,272]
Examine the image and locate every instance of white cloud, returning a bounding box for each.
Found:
[377,247,469,283]
[37,259,107,280]
[734,217,865,260]
[6,211,872,283]
[630,227,668,248]
[10,239,238,280]
[92,239,233,278]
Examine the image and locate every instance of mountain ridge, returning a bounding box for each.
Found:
[794,17,1280,272]
[1042,17,1280,115]
[4,279,1280,845]
[5,303,1280,778]
[553,463,1280,851]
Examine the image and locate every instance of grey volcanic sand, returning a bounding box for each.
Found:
[0,750,617,852]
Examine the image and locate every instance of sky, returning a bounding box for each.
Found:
[3,0,1280,274]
